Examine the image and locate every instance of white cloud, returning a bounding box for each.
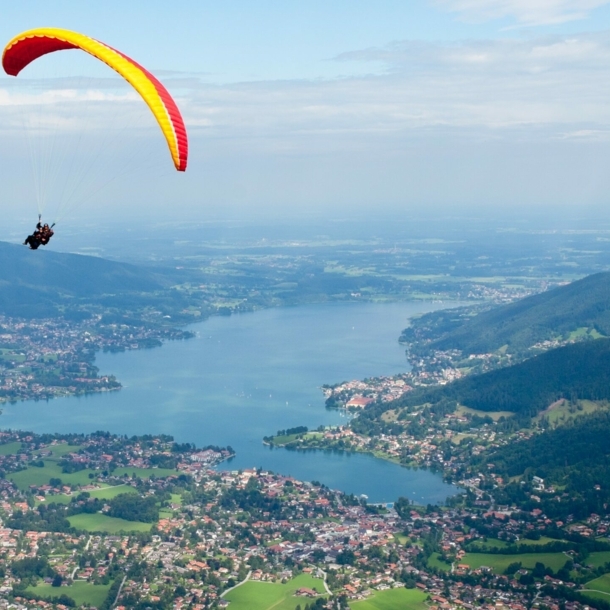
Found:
[435,0,610,25]
[0,84,153,138]
[177,32,610,150]
[558,128,610,139]
[4,33,610,148]
[3,32,610,211]
[0,88,138,107]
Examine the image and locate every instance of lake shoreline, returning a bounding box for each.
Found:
[264,436,456,494]
[0,301,460,504]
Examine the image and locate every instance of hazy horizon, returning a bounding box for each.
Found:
[1,2,610,226]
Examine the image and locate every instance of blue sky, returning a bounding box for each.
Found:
[3,1,610,81]
[2,1,610,226]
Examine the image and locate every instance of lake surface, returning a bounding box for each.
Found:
[0,301,459,503]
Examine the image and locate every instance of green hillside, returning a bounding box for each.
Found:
[394,338,610,416]
[482,410,610,518]
[0,241,188,318]
[403,272,610,354]
[487,410,610,479]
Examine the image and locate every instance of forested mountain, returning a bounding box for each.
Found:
[481,410,610,518]
[403,272,610,354]
[487,410,610,479]
[394,338,610,416]
[0,241,187,318]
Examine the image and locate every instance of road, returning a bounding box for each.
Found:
[221,570,252,598]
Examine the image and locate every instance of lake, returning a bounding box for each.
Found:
[0,301,459,504]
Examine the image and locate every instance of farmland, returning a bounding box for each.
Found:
[67,513,152,533]
[223,573,326,610]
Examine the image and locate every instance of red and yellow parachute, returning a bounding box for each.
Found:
[2,27,188,171]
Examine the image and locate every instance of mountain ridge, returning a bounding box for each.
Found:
[393,338,610,416]
[0,241,181,318]
[403,272,610,355]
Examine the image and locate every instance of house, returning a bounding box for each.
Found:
[346,396,374,408]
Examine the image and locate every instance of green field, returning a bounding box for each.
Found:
[68,513,152,533]
[535,399,607,427]
[46,444,83,458]
[568,327,604,341]
[270,432,323,446]
[585,573,610,593]
[586,551,610,568]
[350,587,427,610]
[7,444,85,491]
[583,573,610,603]
[467,536,563,552]
[39,484,138,505]
[427,552,451,572]
[9,461,95,490]
[0,349,25,364]
[223,573,326,610]
[111,466,177,479]
[0,441,23,455]
[270,433,302,445]
[451,433,474,445]
[462,552,568,574]
[583,590,610,604]
[89,484,138,500]
[27,580,111,607]
[393,534,409,545]
[37,493,72,506]
[517,536,564,547]
[13,460,177,492]
[456,405,514,421]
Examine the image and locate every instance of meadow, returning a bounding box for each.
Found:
[466,536,563,552]
[10,461,178,493]
[8,460,95,489]
[68,513,152,533]
[0,441,23,455]
[586,551,610,568]
[112,466,178,479]
[7,444,95,490]
[534,398,607,428]
[427,552,451,572]
[46,444,83,458]
[26,580,111,607]
[461,552,568,574]
[456,405,514,421]
[38,483,138,505]
[223,573,326,610]
[582,573,610,604]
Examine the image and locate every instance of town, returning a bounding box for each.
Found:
[0,429,602,609]
[0,316,192,403]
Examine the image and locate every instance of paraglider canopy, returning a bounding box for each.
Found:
[2,27,188,172]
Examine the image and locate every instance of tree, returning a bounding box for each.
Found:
[532,562,546,578]
[519,572,534,585]
[394,497,411,519]
[504,561,522,575]
[107,493,159,522]
[336,550,356,565]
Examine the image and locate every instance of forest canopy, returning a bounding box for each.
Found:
[394,337,610,416]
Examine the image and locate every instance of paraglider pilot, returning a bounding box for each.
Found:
[24,215,54,250]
